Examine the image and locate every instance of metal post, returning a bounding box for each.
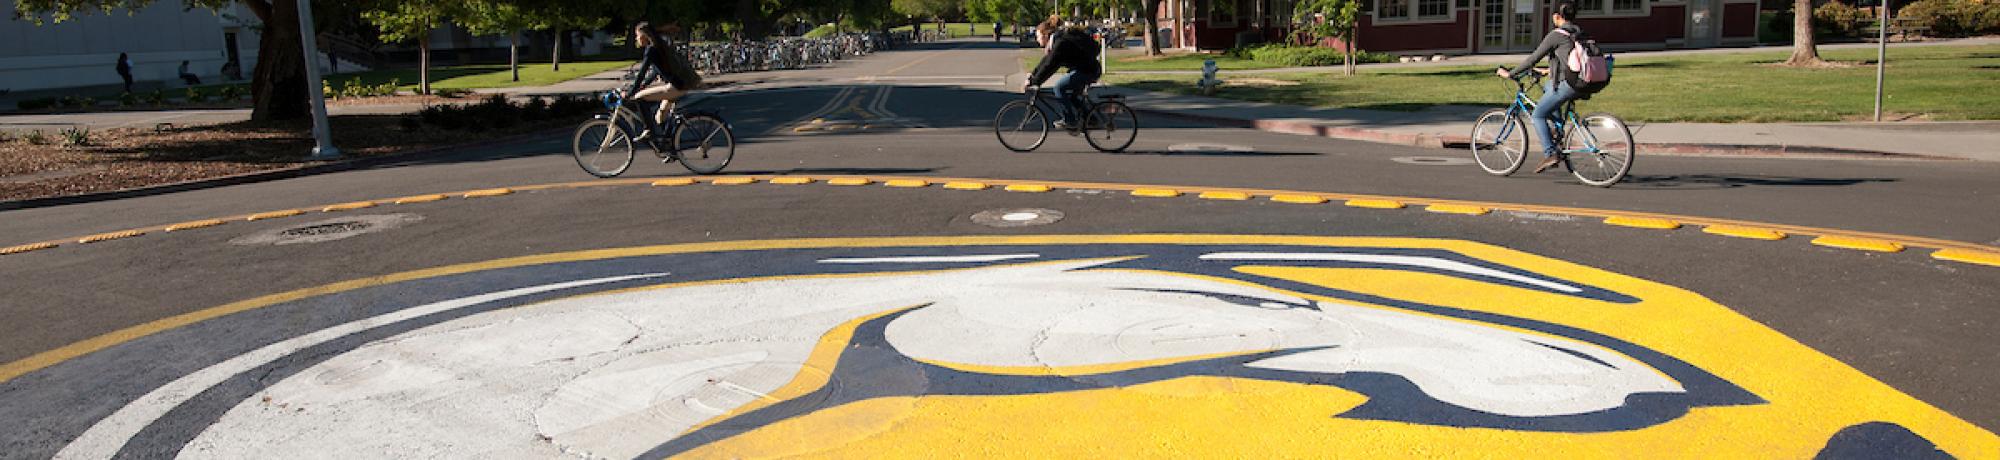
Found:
[295,0,340,159]
[1874,0,1889,122]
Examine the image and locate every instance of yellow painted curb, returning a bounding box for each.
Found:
[1605,216,1683,230]
[1812,235,1905,253]
[1197,191,1252,201]
[1932,249,2000,267]
[1426,204,1491,216]
[165,219,228,232]
[943,182,990,190]
[245,210,304,221]
[652,178,697,187]
[463,188,513,198]
[710,177,756,185]
[392,194,448,204]
[1005,184,1053,193]
[1272,194,1328,204]
[1703,225,1788,241]
[884,179,930,188]
[321,201,377,212]
[1345,199,1406,209]
[827,178,871,186]
[769,177,814,185]
[1131,188,1182,198]
[0,242,57,255]
[77,230,144,244]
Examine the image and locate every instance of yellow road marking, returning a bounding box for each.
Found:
[462,188,513,198]
[164,219,227,232]
[321,201,377,212]
[245,210,304,221]
[1005,184,1053,193]
[943,182,990,190]
[710,177,756,185]
[652,178,697,186]
[1345,199,1407,209]
[827,178,871,186]
[1271,194,1328,204]
[1,242,57,255]
[1812,236,1906,253]
[884,179,931,188]
[1131,188,1182,198]
[1932,249,2000,267]
[1197,191,1251,201]
[1703,225,1787,241]
[1604,216,1682,230]
[1426,204,1490,215]
[392,194,448,204]
[76,230,145,244]
[769,177,814,185]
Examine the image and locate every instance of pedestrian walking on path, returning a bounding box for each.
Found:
[115,53,133,93]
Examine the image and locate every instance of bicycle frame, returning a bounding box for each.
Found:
[1500,75,1606,157]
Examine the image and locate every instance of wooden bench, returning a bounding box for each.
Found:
[1861,18,1930,41]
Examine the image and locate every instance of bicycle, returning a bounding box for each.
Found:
[1469,72,1635,187]
[994,85,1139,153]
[572,89,735,178]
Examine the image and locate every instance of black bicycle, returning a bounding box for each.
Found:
[572,90,735,178]
[993,86,1138,153]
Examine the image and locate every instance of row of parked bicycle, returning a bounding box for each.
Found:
[677,33,908,76]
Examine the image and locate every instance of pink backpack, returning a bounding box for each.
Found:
[1556,29,1613,90]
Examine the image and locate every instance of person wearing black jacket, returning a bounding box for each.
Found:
[624,22,696,143]
[1025,23,1103,130]
[1497,1,1584,173]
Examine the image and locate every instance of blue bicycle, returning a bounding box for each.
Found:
[1470,73,1635,187]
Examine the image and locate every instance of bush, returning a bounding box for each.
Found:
[1899,0,2000,36]
[218,85,244,101]
[25,130,49,145]
[185,87,207,103]
[1813,1,1868,37]
[143,90,167,106]
[435,87,473,98]
[1228,44,1399,67]
[60,127,90,147]
[118,92,139,106]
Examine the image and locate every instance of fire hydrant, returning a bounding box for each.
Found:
[1197,59,1222,96]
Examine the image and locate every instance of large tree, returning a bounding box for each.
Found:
[14,0,313,120]
[458,0,536,81]
[363,0,460,95]
[1784,0,1825,65]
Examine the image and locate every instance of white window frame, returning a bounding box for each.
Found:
[1574,0,1652,18]
[1374,0,1459,24]
[1210,0,1240,28]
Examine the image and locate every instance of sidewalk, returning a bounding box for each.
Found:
[1095,86,2000,161]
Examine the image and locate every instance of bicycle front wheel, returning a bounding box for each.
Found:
[573,119,634,178]
[1083,101,1139,153]
[1565,113,1636,187]
[673,114,736,175]
[993,100,1048,152]
[1469,108,1528,176]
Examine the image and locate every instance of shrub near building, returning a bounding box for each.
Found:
[1899,0,2000,36]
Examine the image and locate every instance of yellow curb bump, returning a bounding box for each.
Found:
[393,194,448,204]
[1932,249,2000,267]
[884,179,930,188]
[827,178,871,186]
[245,210,304,221]
[942,182,990,190]
[1,242,58,255]
[1604,216,1683,230]
[1811,235,1906,253]
[1703,225,1788,241]
[652,178,697,187]
[710,177,756,185]
[1272,194,1328,204]
[1005,184,1053,193]
[1345,199,1407,209]
[1197,191,1251,201]
[463,188,513,198]
[1425,204,1491,216]
[769,177,814,185]
[77,230,144,244]
[1131,188,1182,198]
[165,219,228,232]
[321,201,377,212]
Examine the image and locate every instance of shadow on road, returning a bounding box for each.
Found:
[1615,174,1900,189]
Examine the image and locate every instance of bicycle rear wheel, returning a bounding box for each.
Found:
[673,114,736,175]
[993,100,1048,152]
[572,120,634,178]
[1082,101,1139,153]
[1469,108,1528,176]
[1564,113,1636,187]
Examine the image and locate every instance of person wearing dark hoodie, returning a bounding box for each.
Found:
[1497,1,1585,173]
[1025,20,1103,130]
[622,22,700,144]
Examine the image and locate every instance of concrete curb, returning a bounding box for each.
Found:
[0,126,572,212]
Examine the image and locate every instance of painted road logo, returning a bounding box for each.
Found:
[4,236,1994,458]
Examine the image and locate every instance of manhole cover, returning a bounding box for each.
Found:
[231,213,422,245]
[970,208,1063,227]
[1167,143,1254,153]
[1391,156,1475,165]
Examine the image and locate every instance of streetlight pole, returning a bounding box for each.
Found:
[1874,0,1890,122]
[295,0,341,159]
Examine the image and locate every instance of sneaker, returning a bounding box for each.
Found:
[634,129,655,143]
[1532,155,1565,173]
[1052,120,1073,130]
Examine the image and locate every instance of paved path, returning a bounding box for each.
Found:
[1,38,1995,458]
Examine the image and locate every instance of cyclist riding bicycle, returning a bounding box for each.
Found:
[1496,1,1584,174]
[622,21,701,144]
[1023,19,1102,131]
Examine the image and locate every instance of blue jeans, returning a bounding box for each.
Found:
[1052,70,1099,124]
[1534,80,1582,157]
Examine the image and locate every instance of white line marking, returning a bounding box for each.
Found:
[816,254,1041,264]
[1198,252,1584,293]
[55,273,668,460]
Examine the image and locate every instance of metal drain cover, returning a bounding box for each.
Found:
[1391,156,1475,165]
[232,214,423,245]
[1167,143,1254,153]
[971,208,1063,227]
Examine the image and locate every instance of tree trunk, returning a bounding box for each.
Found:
[1143,0,1163,55]
[509,29,520,82]
[553,28,563,72]
[246,0,309,121]
[418,25,432,95]
[1786,0,1824,65]
[1344,25,1357,76]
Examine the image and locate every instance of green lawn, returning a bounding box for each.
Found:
[1106,45,2000,122]
[1105,51,1286,72]
[326,59,634,92]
